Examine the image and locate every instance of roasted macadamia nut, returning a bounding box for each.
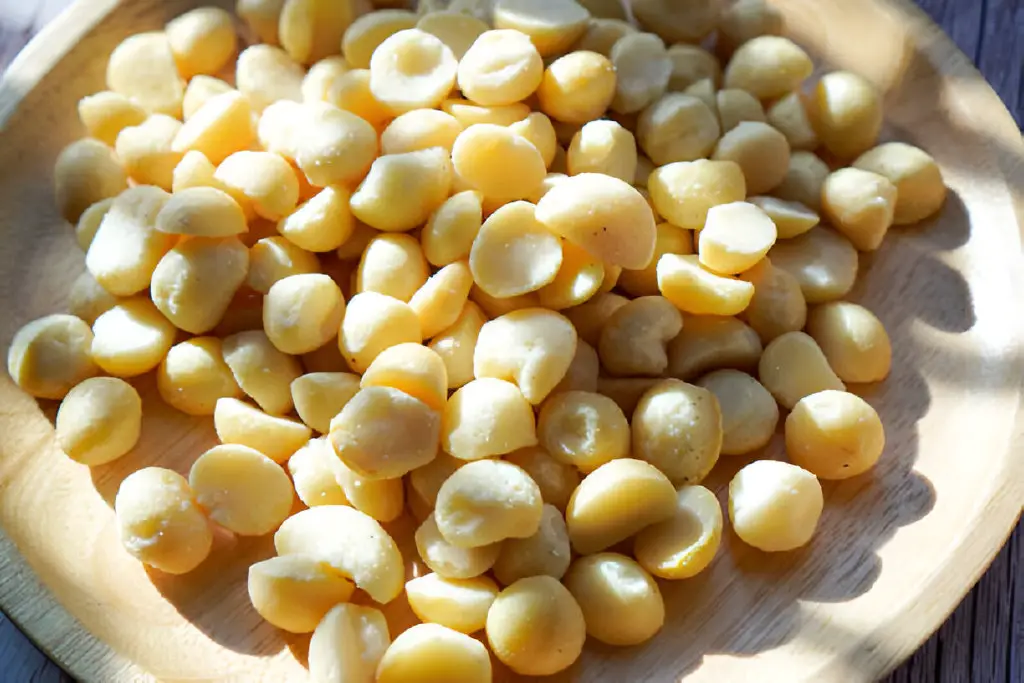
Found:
[729,460,823,552]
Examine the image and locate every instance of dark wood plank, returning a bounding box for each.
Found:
[975,0,1023,126]
[0,614,68,683]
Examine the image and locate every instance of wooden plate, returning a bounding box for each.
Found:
[0,0,1021,681]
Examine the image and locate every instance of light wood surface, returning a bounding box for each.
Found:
[0,0,1022,681]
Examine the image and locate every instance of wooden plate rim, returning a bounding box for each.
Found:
[0,1,1021,682]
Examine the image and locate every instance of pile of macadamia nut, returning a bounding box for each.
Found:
[6,0,947,679]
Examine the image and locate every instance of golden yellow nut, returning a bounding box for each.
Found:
[222,330,303,415]
[151,236,249,334]
[278,186,356,253]
[342,10,418,69]
[422,191,483,267]
[171,150,220,194]
[236,44,304,110]
[564,552,665,646]
[666,314,762,381]
[335,457,405,523]
[279,0,362,65]
[747,195,819,240]
[360,343,448,411]
[182,75,234,120]
[291,372,361,434]
[536,50,616,124]
[115,467,212,574]
[634,485,722,579]
[288,436,349,507]
[492,503,571,585]
[573,18,636,57]
[666,43,720,90]
[492,0,589,57]
[711,120,790,195]
[356,234,429,302]
[409,262,474,340]
[7,314,98,400]
[376,623,492,683]
[155,187,247,238]
[537,391,628,472]
[632,378,722,484]
[637,93,720,165]
[723,35,812,100]
[54,139,128,223]
[535,173,656,270]
[56,377,141,466]
[657,253,755,316]
[248,555,355,633]
[329,386,440,479]
[263,274,346,355]
[619,222,692,298]
[173,91,255,167]
[429,301,486,389]
[415,514,500,579]
[551,339,599,394]
[698,201,777,275]
[717,88,767,132]
[369,29,458,114]
[598,295,681,377]
[786,389,885,479]
[775,150,829,211]
[729,459,823,552]
[766,91,818,151]
[275,505,404,603]
[91,297,176,378]
[630,0,719,43]
[595,376,661,416]
[508,112,558,169]
[442,378,538,460]
[417,11,488,60]
[767,226,859,304]
[805,301,892,383]
[339,292,423,373]
[811,70,882,159]
[566,458,676,554]
[647,159,745,230]
[821,167,897,251]
[214,397,312,463]
[381,109,464,156]
[453,124,546,202]
[434,459,543,547]
[739,257,808,343]
[609,32,672,114]
[457,29,543,106]
[189,443,294,536]
[474,308,577,404]
[158,337,241,416]
[486,575,586,676]
[237,0,287,45]
[215,151,299,221]
[302,56,351,103]
[106,32,184,117]
[166,7,237,78]
[116,115,184,191]
[504,446,580,512]
[74,198,114,252]
[567,119,636,183]
[563,291,628,347]
[717,0,783,55]
[247,236,321,294]
[442,98,531,126]
[351,148,453,232]
[853,142,947,225]
[67,270,119,325]
[469,201,563,298]
[405,573,499,634]
[759,331,846,409]
[77,91,148,146]
[696,369,778,455]
[309,603,391,683]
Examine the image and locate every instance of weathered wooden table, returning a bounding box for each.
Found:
[0,0,1020,681]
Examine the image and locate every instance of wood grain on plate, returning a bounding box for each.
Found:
[0,0,1021,682]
